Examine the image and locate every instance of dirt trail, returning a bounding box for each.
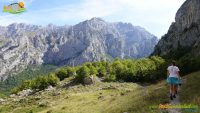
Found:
[167,92,181,113]
[167,78,186,113]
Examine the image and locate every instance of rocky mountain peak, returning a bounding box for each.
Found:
[76,17,108,30]
[114,22,133,29]
[89,17,105,22]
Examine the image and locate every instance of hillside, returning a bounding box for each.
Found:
[0,76,169,113]
[0,70,199,113]
[0,56,168,113]
[0,18,157,80]
[180,71,200,113]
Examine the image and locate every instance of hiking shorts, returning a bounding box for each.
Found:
[167,77,179,85]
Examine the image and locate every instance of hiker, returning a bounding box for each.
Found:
[167,60,180,100]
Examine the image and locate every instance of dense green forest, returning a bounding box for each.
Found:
[11,56,168,94]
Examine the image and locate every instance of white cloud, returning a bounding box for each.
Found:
[50,0,186,37]
[112,0,186,37]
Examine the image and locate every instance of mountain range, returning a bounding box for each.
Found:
[0,18,158,80]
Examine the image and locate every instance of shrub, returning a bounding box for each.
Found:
[104,74,116,82]
[20,80,33,90]
[46,73,60,87]
[76,65,90,83]
[32,76,48,90]
[88,65,98,76]
[11,73,60,93]
[111,60,125,80]
[32,74,59,90]
[11,87,20,94]
[97,66,107,77]
[66,67,76,76]
[55,68,68,81]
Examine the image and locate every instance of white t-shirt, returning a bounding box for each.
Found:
[167,65,180,78]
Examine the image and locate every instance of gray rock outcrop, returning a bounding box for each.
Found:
[17,89,33,97]
[83,75,101,85]
[153,0,200,57]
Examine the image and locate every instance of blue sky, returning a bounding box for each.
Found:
[0,0,186,38]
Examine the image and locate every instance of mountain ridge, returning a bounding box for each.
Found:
[0,18,158,80]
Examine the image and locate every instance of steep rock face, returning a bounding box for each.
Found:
[114,22,157,58]
[0,18,157,80]
[153,0,200,57]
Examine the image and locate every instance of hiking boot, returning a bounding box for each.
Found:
[173,95,176,98]
[170,95,173,100]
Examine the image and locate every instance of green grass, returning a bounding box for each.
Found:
[180,71,200,113]
[1,70,199,113]
[0,76,169,113]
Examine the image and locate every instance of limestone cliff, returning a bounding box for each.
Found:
[153,0,200,58]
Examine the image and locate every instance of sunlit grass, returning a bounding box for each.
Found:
[180,71,200,113]
[0,77,169,113]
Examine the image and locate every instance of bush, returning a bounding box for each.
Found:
[46,73,60,87]
[20,80,33,90]
[76,66,90,83]
[104,74,116,82]
[12,73,60,93]
[32,74,59,90]
[66,67,76,76]
[112,60,125,80]
[11,87,20,94]
[88,65,98,76]
[55,68,68,81]
[32,76,48,90]
[97,66,107,77]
